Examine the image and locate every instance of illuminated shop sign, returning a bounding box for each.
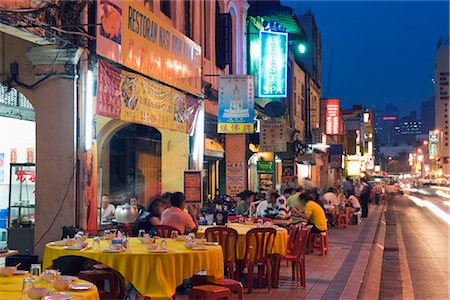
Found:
[258,31,288,98]
[325,99,341,135]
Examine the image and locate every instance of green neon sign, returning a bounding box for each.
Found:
[258,31,288,98]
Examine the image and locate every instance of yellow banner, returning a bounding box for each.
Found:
[218,123,254,134]
[97,60,199,134]
[97,0,202,96]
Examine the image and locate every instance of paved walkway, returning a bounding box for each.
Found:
[176,203,383,300]
[243,203,383,300]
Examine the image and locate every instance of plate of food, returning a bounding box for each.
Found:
[205,242,219,246]
[192,246,208,251]
[64,246,82,250]
[101,249,122,253]
[68,283,94,291]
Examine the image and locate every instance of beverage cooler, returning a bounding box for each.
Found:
[7,163,35,254]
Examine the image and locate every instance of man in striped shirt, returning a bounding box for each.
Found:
[276,188,294,219]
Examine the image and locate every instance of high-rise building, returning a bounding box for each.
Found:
[435,38,450,173]
[373,103,400,146]
[396,111,422,146]
[421,98,435,133]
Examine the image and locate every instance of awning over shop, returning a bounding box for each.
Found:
[204,138,224,159]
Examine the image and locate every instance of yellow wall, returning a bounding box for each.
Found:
[160,128,189,193]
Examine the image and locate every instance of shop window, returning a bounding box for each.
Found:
[161,0,172,18]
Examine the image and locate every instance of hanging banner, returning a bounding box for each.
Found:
[97,0,202,96]
[26,148,34,163]
[84,141,98,233]
[10,148,17,164]
[97,60,199,134]
[184,171,202,203]
[218,75,254,134]
[260,119,287,152]
[258,31,288,98]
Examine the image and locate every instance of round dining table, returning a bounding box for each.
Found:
[0,274,99,299]
[197,223,288,259]
[43,237,224,300]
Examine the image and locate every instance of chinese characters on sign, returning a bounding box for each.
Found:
[260,119,287,152]
[258,31,288,98]
[184,171,202,203]
[16,170,36,183]
[325,99,341,135]
[225,162,246,198]
[218,75,255,134]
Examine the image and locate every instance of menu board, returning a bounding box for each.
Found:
[184,171,202,203]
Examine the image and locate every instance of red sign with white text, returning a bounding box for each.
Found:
[325,99,341,135]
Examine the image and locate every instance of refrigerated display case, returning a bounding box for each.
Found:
[8,163,35,227]
[7,163,35,254]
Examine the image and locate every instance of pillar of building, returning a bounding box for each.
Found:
[25,45,81,258]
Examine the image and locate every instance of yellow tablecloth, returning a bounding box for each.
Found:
[43,238,224,300]
[0,274,99,300]
[197,224,288,259]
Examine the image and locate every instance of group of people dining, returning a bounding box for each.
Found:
[100,192,199,235]
[99,175,371,238]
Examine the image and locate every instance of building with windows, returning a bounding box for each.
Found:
[434,37,450,174]
[396,111,422,146]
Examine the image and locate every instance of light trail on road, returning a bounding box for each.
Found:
[407,195,450,224]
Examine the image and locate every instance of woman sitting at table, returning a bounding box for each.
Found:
[345,191,361,214]
[297,190,328,233]
[235,190,256,216]
[161,192,198,234]
[133,197,167,235]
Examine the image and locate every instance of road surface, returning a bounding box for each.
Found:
[380,191,449,299]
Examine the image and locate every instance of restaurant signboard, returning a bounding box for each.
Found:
[97,0,202,96]
[325,99,341,135]
[258,31,288,98]
[97,60,199,134]
[184,171,202,203]
[218,75,254,134]
[260,119,287,152]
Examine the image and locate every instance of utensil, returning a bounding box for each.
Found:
[15,263,21,269]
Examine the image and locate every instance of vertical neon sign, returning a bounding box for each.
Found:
[258,31,288,98]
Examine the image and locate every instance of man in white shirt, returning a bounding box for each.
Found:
[321,188,339,205]
[101,194,115,223]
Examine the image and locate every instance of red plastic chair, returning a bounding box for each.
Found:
[242,227,276,293]
[206,277,244,300]
[189,285,232,300]
[205,227,238,279]
[281,226,312,286]
[308,230,329,256]
[153,224,181,238]
[79,269,125,299]
[285,223,305,267]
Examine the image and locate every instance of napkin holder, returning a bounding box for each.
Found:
[214,210,228,225]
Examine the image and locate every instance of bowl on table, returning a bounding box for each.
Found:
[52,278,72,291]
[145,243,158,251]
[0,266,16,277]
[176,235,187,241]
[27,287,48,299]
[194,238,207,246]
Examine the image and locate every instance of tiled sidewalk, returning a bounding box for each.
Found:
[177,203,383,300]
[244,203,383,300]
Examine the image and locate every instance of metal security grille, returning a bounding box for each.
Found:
[0,84,35,121]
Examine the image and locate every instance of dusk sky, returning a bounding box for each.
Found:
[282,1,449,116]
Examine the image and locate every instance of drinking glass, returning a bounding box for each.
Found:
[92,236,101,251]
[170,231,178,240]
[21,276,35,298]
[103,229,111,240]
[29,264,41,278]
[160,239,168,250]
[138,229,146,239]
